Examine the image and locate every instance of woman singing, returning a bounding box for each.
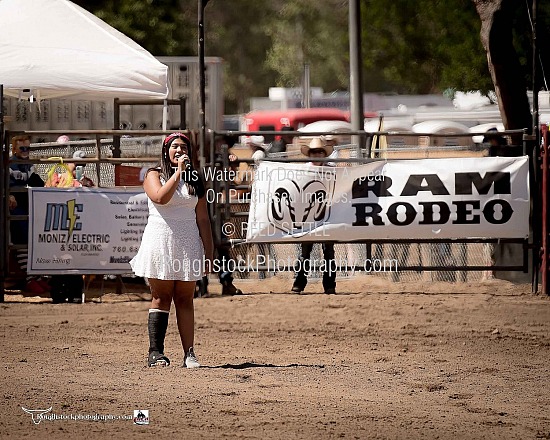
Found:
[130,133,213,368]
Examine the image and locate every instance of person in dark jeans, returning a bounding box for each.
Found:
[290,137,337,295]
[292,242,336,295]
[195,135,243,297]
[213,151,243,295]
[195,225,243,297]
[8,135,47,294]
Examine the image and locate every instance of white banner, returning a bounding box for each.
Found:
[246,157,530,242]
[28,187,148,274]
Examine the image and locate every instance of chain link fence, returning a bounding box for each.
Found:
[28,136,164,187]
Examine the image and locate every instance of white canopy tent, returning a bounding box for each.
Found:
[0,0,169,101]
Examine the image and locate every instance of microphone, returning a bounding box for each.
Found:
[183,158,191,171]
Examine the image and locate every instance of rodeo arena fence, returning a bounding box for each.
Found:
[1,124,549,302]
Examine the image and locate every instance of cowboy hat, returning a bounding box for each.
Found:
[300,136,335,157]
[245,135,271,152]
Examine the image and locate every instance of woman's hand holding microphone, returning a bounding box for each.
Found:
[174,153,190,182]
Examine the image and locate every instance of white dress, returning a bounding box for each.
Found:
[130,178,204,281]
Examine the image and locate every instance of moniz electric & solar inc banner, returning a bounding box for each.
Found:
[28,188,147,274]
[246,157,529,243]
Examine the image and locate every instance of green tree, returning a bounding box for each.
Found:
[73,0,549,120]
[73,0,195,55]
[203,0,278,113]
[361,0,492,94]
[203,0,350,112]
[263,0,349,91]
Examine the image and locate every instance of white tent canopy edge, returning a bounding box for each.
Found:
[0,0,169,101]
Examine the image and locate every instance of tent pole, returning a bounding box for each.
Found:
[162,99,168,131]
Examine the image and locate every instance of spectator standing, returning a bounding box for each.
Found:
[291,137,337,295]
[270,125,295,154]
[45,149,95,303]
[9,135,45,242]
[195,135,244,297]
[8,135,46,293]
[245,135,273,279]
[482,128,508,281]
[483,127,508,156]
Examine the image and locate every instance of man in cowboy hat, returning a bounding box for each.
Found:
[299,136,335,165]
[292,136,337,295]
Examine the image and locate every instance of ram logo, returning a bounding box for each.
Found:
[268,177,334,235]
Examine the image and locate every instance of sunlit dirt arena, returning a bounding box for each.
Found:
[1,276,549,440]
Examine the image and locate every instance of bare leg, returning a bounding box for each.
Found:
[173,280,196,352]
[148,278,174,311]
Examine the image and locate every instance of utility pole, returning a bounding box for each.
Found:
[532,0,539,143]
[349,0,364,157]
[198,0,209,169]
[302,63,311,109]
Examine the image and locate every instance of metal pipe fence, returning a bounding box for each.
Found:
[207,128,531,285]
[0,127,535,300]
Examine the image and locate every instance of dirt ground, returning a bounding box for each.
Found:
[1,275,549,440]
